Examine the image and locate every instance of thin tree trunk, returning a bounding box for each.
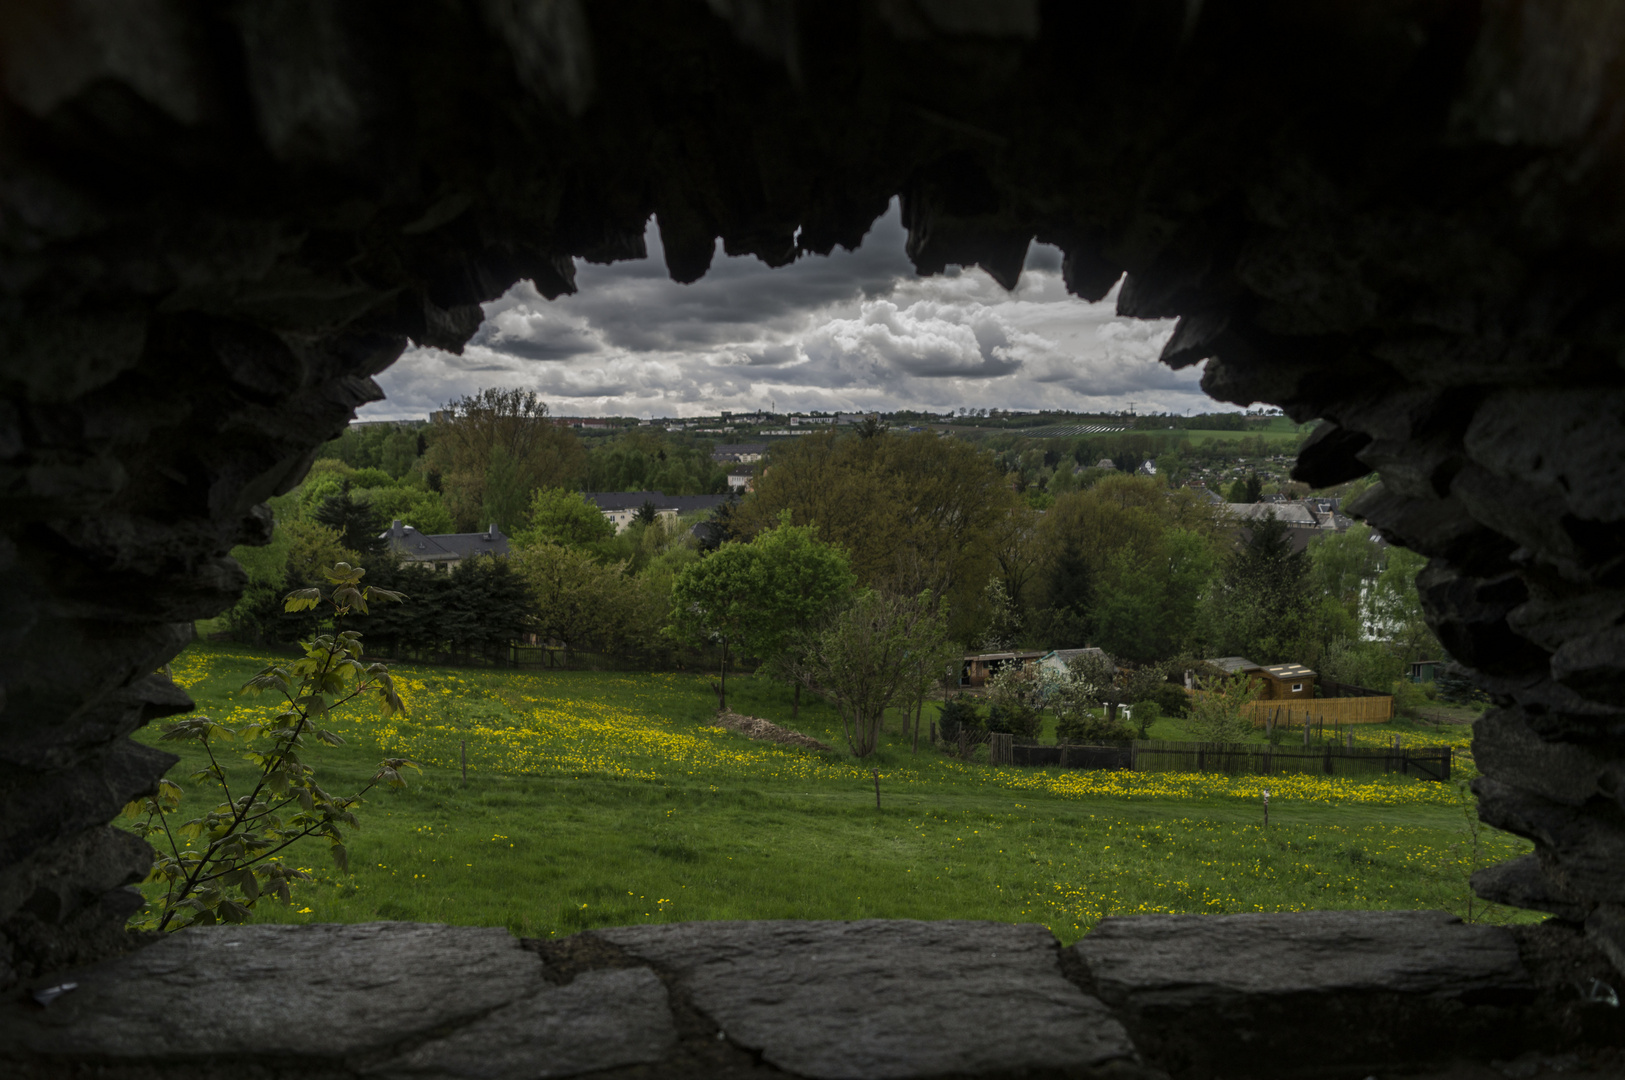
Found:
[718,638,729,712]
[792,682,800,719]
[912,696,922,754]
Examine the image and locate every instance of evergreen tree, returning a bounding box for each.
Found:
[1203,512,1312,662]
[314,486,385,556]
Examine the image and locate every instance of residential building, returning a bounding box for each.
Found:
[725,463,756,492]
[583,491,731,533]
[711,443,767,464]
[379,520,509,572]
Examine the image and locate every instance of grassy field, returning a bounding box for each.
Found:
[127,643,1532,944]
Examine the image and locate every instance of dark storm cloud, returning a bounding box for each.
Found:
[363,201,1232,419]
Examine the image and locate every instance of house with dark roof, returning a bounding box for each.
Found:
[725,462,756,492]
[582,491,730,533]
[379,520,509,572]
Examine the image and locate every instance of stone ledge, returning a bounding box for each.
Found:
[595,919,1145,1079]
[4,913,1618,1079]
[1073,910,1539,1079]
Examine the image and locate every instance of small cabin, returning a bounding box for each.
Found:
[1410,660,1442,683]
[1257,663,1316,699]
[960,651,1044,688]
[1200,657,1315,699]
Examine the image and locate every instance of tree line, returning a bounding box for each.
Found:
[225,389,1442,756]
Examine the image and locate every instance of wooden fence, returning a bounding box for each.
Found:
[1244,696,1393,726]
[1004,738,1450,781]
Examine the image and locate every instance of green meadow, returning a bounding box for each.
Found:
[126,643,1534,944]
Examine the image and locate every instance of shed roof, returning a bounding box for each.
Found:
[1261,663,1316,680]
[1207,656,1262,673]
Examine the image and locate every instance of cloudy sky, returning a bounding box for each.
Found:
[360,200,1226,421]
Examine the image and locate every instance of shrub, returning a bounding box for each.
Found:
[1055,709,1133,744]
[988,700,1042,742]
[985,663,1044,743]
[1148,681,1190,718]
[937,694,984,742]
[1129,699,1161,738]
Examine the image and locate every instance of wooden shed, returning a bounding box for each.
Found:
[960,651,1044,688]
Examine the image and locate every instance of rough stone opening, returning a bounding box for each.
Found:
[4,1,1625,1074]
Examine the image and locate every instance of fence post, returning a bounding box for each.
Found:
[959,729,968,759]
[1302,718,1310,747]
[1346,731,1354,750]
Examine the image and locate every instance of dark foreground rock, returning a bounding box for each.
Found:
[6,912,1620,1079]
[5,0,1625,984]
[1,918,1151,1080]
[1073,910,1540,1079]
[596,919,1141,1079]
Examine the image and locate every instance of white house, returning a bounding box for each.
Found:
[582,492,731,533]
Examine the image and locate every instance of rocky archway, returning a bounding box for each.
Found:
[3,0,1622,1003]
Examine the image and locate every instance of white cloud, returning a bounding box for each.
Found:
[360,200,1231,420]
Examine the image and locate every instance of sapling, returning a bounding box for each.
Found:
[124,562,415,930]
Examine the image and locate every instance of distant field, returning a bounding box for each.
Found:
[132,644,1531,943]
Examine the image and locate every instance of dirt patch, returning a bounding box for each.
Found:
[713,711,832,752]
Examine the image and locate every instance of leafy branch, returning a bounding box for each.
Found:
[124,563,414,930]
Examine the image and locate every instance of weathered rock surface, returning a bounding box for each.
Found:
[1074,911,1537,1079]
[364,966,677,1079]
[598,919,1144,1079]
[4,923,541,1063]
[4,0,1625,991]
[2,922,676,1079]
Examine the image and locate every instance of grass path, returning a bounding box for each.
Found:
[131,644,1533,943]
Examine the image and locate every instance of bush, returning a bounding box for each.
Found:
[1148,682,1190,718]
[987,700,1042,742]
[1128,700,1161,738]
[937,694,984,742]
[1055,707,1133,744]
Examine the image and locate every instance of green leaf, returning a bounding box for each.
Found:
[330,843,349,873]
[218,899,253,923]
[283,588,323,612]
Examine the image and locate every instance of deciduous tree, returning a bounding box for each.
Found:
[426,388,586,531]
[796,590,950,758]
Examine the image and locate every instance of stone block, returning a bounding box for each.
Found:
[598,918,1146,1079]
[1073,910,1535,1078]
[364,966,676,1079]
[3,923,554,1070]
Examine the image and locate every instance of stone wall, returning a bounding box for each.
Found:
[2,0,1623,984]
